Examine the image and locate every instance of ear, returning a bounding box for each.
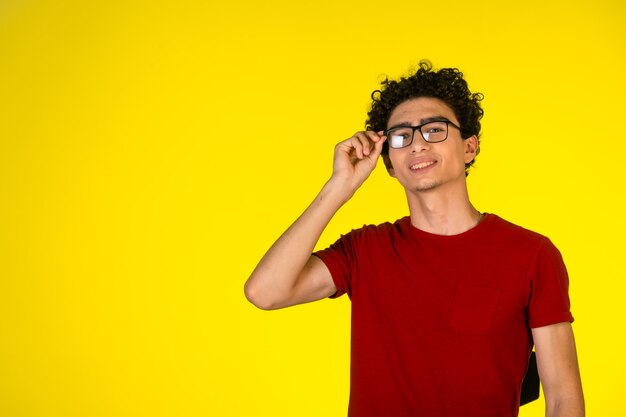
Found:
[464,135,478,165]
[382,154,396,177]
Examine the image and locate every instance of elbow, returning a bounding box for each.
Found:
[244,278,278,311]
[543,386,585,417]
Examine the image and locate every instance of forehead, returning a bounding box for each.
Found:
[387,97,457,127]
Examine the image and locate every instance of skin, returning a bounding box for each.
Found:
[384,98,481,235]
[244,97,584,416]
[533,322,585,417]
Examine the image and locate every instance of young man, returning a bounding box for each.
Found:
[244,61,584,417]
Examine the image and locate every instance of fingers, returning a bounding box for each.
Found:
[347,131,385,160]
[332,131,387,188]
[372,131,387,156]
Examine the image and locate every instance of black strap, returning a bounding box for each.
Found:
[520,351,540,406]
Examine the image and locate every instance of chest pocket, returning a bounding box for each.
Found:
[448,283,501,335]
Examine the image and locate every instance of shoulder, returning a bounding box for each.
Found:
[484,213,551,247]
[480,214,567,265]
[345,216,411,239]
[330,216,411,249]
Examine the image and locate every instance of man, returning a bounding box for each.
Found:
[244,61,584,417]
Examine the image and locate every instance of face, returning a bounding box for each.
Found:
[384,97,477,193]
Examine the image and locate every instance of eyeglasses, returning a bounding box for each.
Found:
[384,119,461,149]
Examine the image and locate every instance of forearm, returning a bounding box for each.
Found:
[244,179,352,309]
[245,130,386,309]
[534,323,585,417]
[545,394,585,417]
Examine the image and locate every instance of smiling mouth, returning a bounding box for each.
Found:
[410,161,436,170]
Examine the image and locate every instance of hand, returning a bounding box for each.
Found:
[330,130,386,193]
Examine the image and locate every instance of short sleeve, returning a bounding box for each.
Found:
[313,230,360,299]
[527,238,574,328]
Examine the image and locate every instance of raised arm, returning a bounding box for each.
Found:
[532,322,585,417]
[244,131,386,310]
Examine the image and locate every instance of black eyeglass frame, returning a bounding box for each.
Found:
[384,119,462,149]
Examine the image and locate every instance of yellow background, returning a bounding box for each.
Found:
[1,0,624,415]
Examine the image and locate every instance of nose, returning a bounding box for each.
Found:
[410,132,431,153]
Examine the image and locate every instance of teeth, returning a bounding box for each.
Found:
[410,161,435,170]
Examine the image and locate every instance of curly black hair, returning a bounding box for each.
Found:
[366,60,484,174]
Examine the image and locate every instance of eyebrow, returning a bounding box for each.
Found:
[387,116,451,130]
[421,116,450,124]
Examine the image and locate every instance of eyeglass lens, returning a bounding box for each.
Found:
[388,121,449,149]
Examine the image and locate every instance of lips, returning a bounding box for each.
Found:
[410,161,435,170]
[409,158,437,171]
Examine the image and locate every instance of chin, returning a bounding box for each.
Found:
[403,179,443,193]
[415,182,442,192]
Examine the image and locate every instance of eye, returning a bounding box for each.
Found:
[387,128,413,148]
[424,122,447,133]
[387,128,411,138]
[390,135,407,148]
[388,131,409,139]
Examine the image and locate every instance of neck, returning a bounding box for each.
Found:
[405,183,481,236]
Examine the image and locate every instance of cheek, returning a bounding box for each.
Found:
[453,142,470,164]
[388,151,404,169]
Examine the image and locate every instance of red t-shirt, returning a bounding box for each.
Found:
[314,214,573,417]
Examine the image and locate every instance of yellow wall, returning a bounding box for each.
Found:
[1,1,624,415]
